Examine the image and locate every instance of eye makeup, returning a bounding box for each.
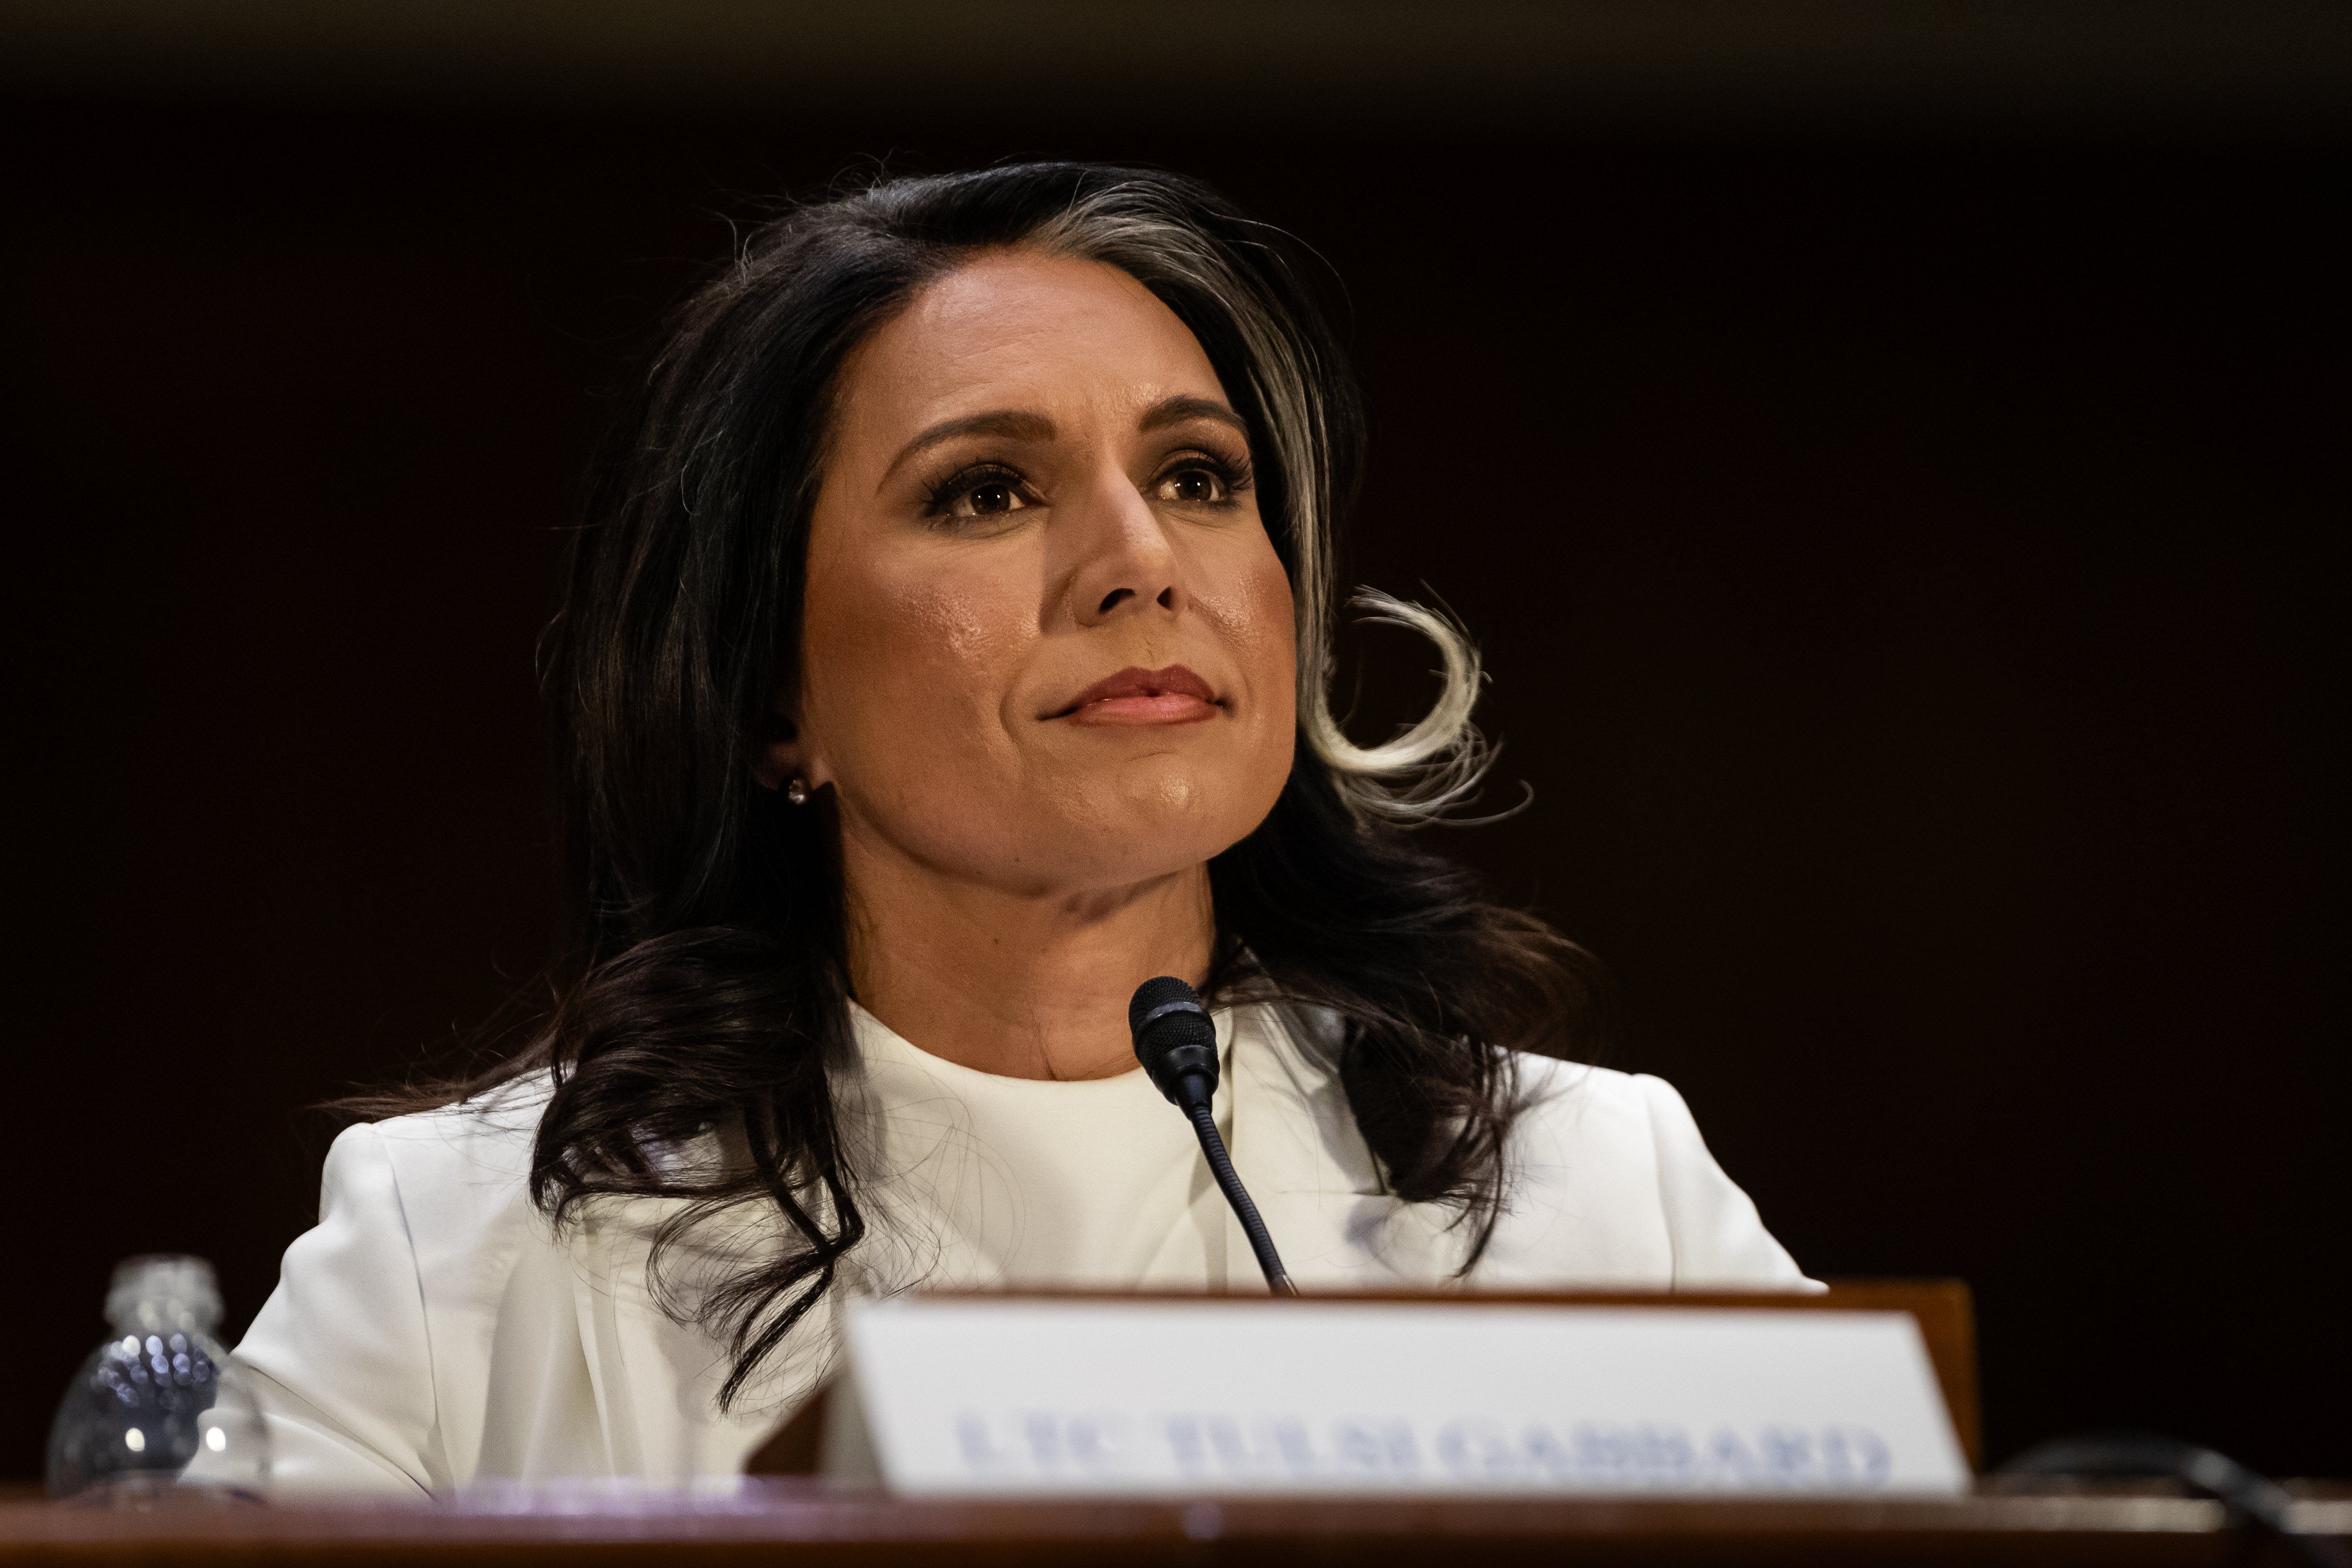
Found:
[915,427,1256,526]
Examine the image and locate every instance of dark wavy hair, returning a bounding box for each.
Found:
[408,163,1599,1408]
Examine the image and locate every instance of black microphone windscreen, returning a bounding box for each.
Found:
[1129,976,1218,1107]
[1128,975,1204,1037]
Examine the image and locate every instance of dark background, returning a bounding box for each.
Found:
[5,3,2346,1484]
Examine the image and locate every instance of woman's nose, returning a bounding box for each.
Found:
[1063,473,1183,627]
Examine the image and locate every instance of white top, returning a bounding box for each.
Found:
[845,1007,1236,1289]
[214,1002,1815,1497]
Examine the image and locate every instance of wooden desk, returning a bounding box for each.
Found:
[5,1483,2349,1567]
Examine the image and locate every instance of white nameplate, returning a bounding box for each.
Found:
[827,1296,1971,1496]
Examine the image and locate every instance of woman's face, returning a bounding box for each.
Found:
[781,249,1298,901]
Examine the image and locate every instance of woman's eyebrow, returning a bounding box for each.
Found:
[881,408,1056,485]
[1138,394,1248,438]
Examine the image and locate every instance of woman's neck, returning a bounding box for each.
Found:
[839,834,1215,1081]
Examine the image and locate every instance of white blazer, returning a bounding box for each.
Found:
[224,1003,1812,1496]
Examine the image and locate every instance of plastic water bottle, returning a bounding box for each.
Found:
[45,1255,270,1502]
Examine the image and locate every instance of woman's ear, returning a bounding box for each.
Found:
[752,699,804,792]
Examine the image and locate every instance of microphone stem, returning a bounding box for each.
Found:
[1183,1099,1298,1297]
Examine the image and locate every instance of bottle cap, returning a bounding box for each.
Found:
[104,1254,223,1336]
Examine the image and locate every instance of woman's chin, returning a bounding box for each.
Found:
[1040,818,1249,891]
[1103,758,1285,850]
[983,795,1269,898]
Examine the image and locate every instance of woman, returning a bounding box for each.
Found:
[225,163,1810,1497]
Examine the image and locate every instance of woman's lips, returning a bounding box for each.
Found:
[1050,664,1221,726]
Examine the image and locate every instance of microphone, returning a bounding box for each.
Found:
[1128,976,1297,1296]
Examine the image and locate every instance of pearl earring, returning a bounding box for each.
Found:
[784,777,810,806]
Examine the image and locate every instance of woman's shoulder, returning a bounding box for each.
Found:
[1509,1052,1704,1131]
[1502,1053,1703,1192]
[353,1074,552,1217]
[230,1074,562,1495]
[288,1075,558,1295]
[1508,1052,1743,1148]
[1489,1051,1816,1290]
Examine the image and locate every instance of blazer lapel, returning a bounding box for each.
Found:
[563,1207,642,1478]
[1224,1004,1474,1288]
[566,1195,803,1485]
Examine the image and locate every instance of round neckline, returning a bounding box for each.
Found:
[849,1000,1197,1092]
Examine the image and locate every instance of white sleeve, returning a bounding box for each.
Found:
[1634,1074,1822,1292]
[222,1123,442,1496]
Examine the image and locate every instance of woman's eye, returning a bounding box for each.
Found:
[1158,466,1227,505]
[940,475,1030,519]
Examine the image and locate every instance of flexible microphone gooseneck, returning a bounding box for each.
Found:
[1128,976,1297,1297]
